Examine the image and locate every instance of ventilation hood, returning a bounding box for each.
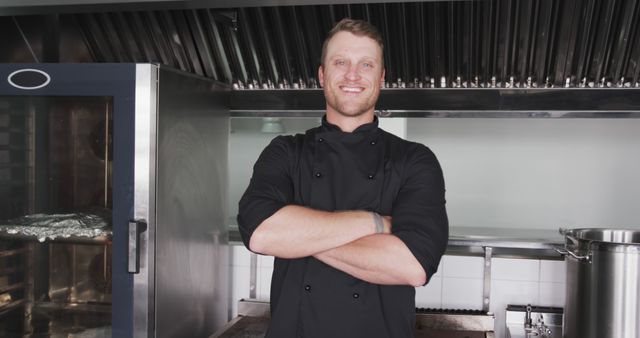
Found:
[2,0,640,117]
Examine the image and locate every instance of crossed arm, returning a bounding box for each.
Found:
[249,205,427,287]
[239,137,446,288]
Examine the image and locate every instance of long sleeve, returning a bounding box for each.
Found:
[237,136,294,250]
[391,144,449,282]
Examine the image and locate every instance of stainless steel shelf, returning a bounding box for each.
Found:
[0,247,27,258]
[33,301,111,314]
[0,282,26,294]
[0,182,27,188]
[0,266,22,276]
[0,299,27,318]
[230,88,640,118]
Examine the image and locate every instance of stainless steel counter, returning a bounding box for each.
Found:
[211,300,497,338]
[228,226,565,314]
[229,226,565,260]
[447,226,564,259]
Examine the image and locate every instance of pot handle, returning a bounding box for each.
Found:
[559,227,580,245]
[554,247,591,262]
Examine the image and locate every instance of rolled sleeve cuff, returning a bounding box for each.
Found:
[237,198,287,251]
[393,230,445,285]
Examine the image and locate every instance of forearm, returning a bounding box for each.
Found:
[314,234,427,287]
[249,205,381,258]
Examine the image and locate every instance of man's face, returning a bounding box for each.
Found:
[319,31,385,119]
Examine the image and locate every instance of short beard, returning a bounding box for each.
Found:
[325,89,379,118]
[332,102,372,118]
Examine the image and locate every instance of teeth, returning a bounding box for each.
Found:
[341,86,363,92]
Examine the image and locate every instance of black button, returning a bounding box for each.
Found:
[315,172,322,178]
[367,174,374,179]
[318,138,324,142]
[370,140,377,145]
[305,285,312,291]
[352,293,359,298]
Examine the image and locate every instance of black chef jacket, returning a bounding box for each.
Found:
[238,116,448,338]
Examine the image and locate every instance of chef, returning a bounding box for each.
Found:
[238,18,448,338]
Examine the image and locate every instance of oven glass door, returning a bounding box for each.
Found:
[0,95,113,337]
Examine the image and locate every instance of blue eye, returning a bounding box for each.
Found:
[362,62,376,69]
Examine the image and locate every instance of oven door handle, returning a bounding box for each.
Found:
[128,219,148,274]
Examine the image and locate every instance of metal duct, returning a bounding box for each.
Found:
[5,0,640,89]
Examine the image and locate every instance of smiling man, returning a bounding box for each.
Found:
[238,19,449,338]
[319,25,384,129]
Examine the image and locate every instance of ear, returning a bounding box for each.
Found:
[318,65,325,88]
[380,68,386,88]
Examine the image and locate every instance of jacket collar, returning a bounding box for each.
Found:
[320,115,379,134]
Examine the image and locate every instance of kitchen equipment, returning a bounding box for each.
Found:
[505,304,562,338]
[212,300,495,338]
[557,228,640,338]
[0,64,230,338]
[414,307,495,338]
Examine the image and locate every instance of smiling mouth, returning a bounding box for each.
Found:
[339,85,365,94]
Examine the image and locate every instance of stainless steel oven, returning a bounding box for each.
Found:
[0,63,230,338]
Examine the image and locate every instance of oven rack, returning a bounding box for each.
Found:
[0,230,111,245]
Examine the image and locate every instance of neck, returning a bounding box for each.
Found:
[325,110,375,133]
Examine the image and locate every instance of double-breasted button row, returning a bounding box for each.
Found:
[315,172,376,179]
[304,285,356,296]
[302,284,360,298]
[314,136,379,180]
[315,171,375,180]
[317,137,375,145]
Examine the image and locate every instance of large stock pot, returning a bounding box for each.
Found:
[558,228,640,338]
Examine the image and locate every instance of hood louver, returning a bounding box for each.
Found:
[70,1,639,89]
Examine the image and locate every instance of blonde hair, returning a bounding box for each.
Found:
[321,18,384,66]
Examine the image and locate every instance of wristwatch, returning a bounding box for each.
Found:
[372,212,384,234]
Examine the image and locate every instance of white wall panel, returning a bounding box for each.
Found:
[442,277,484,310]
[407,119,640,230]
[415,276,442,309]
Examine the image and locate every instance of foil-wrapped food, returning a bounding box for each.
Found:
[0,211,111,242]
[67,327,112,338]
[0,289,11,307]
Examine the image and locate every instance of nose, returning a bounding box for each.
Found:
[345,64,361,81]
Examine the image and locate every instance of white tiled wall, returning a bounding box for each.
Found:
[257,255,274,302]
[437,255,485,310]
[229,246,566,338]
[230,246,252,318]
[415,274,442,308]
